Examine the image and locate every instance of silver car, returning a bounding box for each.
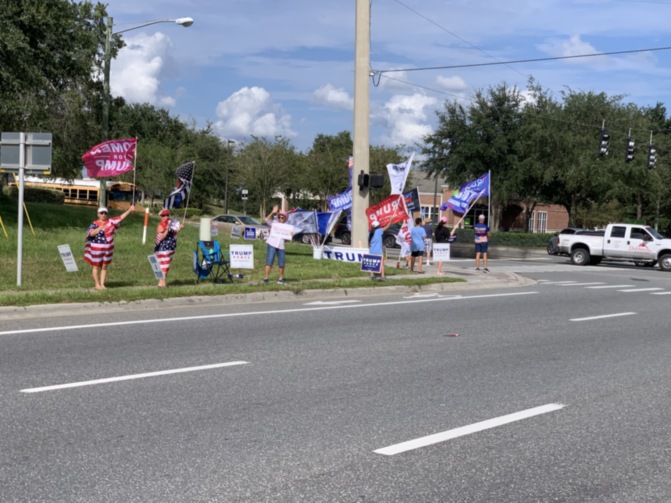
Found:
[212,214,269,239]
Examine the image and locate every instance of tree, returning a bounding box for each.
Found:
[303,131,353,208]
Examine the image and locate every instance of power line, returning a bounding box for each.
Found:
[375,45,671,74]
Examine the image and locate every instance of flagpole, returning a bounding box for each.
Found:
[488,169,491,224]
[132,137,138,205]
[181,160,195,225]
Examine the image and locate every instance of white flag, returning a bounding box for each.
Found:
[386,152,415,195]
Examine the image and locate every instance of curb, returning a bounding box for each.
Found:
[0,271,535,321]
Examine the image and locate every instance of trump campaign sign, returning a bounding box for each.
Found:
[364,193,409,230]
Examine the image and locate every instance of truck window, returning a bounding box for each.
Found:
[630,228,648,240]
[610,226,626,238]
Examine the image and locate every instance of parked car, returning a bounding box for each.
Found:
[547,227,584,255]
[212,214,269,238]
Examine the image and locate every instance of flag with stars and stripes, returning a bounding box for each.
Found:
[164,162,195,209]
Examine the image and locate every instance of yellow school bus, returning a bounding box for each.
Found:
[12,176,144,210]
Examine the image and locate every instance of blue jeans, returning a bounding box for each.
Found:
[266,245,286,267]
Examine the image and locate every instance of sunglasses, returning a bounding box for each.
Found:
[98,211,108,215]
[278,215,286,220]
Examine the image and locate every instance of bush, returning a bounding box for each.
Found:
[2,185,65,204]
[451,228,550,248]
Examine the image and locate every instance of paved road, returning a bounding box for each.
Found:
[2,258,671,502]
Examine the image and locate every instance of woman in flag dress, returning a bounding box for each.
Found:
[154,208,183,287]
[84,205,135,290]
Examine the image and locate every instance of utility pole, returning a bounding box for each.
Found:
[351,0,371,248]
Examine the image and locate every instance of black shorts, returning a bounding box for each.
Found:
[411,250,424,257]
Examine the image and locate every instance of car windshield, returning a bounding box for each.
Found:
[238,216,262,225]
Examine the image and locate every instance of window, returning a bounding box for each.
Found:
[536,211,547,233]
[610,226,626,238]
[630,227,648,240]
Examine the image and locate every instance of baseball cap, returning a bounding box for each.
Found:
[440,216,447,223]
[372,221,380,228]
[478,214,486,220]
[159,209,170,217]
[97,207,108,213]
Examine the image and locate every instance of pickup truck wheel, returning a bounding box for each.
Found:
[341,232,351,245]
[571,248,591,266]
[659,254,671,272]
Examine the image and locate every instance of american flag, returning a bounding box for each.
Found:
[84,218,121,266]
[164,161,195,209]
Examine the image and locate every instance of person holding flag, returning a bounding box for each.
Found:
[164,161,195,210]
[154,208,183,288]
[84,204,135,290]
[474,214,490,272]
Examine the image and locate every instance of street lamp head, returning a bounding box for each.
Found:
[174,17,194,27]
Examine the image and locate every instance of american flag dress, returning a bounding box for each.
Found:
[154,221,178,273]
[84,217,121,267]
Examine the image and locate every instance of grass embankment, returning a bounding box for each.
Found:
[0,200,463,307]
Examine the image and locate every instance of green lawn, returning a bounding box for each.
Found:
[0,199,463,306]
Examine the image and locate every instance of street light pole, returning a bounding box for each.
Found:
[99,16,194,207]
[224,139,235,213]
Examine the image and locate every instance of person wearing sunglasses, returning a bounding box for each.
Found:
[84,204,135,290]
[263,204,293,284]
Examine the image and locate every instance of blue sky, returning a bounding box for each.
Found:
[103,0,671,152]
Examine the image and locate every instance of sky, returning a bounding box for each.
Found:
[103,0,671,153]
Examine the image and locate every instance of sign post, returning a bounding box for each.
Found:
[0,132,53,286]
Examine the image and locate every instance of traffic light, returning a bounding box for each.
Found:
[625,137,635,163]
[598,128,609,156]
[647,145,657,169]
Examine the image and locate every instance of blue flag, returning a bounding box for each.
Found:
[440,172,490,214]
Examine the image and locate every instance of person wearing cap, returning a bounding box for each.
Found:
[154,208,183,287]
[434,216,456,275]
[263,204,294,284]
[474,214,490,272]
[368,219,392,280]
[84,204,135,290]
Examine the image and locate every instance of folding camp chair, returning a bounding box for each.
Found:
[193,240,234,283]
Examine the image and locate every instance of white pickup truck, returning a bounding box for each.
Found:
[560,223,671,271]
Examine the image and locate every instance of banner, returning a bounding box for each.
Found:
[440,172,490,214]
[386,152,414,195]
[403,188,420,213]
[328,188,352,212]
[82,138,137,178]
[365,193,409,230]
[229,244,254,269]
[322,246,369,263]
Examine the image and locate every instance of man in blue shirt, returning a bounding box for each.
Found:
[474,214,490,272]
[410,217,427,273]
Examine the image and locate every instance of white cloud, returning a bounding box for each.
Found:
[537,34,610,66]
[375,93,438,147]
[111,32,180,107]
[435,75,469,93]
[312,84,353,110]
[214,86,296,139]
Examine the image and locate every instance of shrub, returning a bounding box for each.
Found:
[2,185,65,204]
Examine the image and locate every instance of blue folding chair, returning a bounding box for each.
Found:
[193,240,235,283]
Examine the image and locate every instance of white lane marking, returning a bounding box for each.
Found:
[557,282,605,287]
[586,285,634,289]
[0,291,538,337]
[650,291,671,295]
[617,287,665,293]
[20,361,248,394]
[539,281,578,285]
[570,312,636,322]
[304,300,362,305]
[374,403,565,456]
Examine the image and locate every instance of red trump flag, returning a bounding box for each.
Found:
[365,193,409,230]
[82,138,137,178]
